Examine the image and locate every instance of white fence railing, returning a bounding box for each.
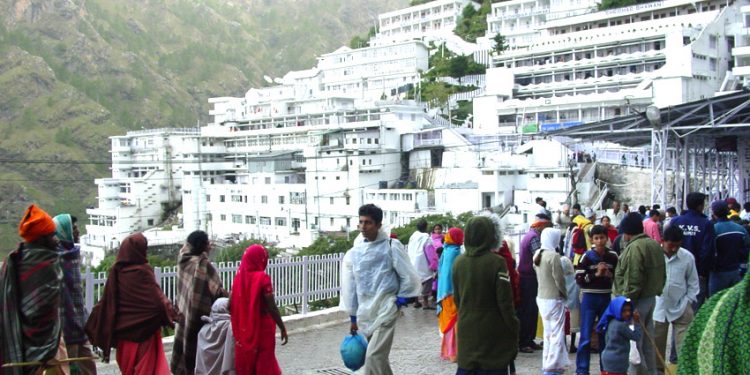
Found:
[82,253,345,315]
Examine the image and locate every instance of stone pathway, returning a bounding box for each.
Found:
[97,308,591,374]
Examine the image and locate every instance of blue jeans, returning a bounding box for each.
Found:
[576,293,610,374]
[709,269,741,296]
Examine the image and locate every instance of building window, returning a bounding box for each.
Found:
[330,217,334,226]
[232,215,242,224]
[275,217,287,226]
[279,196,285,204]
[346,197,351,205]
[206,195,211,202]
[260,216,271,225]
[709,58,717,71]
[220,214,227,221]
[709,35,717,49]
[292,218,301,231]
[245,215,252,224]
[330,197,335,205]
[231,195,242,202]
[220,195,226,202]
[147,219,154,226]
[250,216,257,224]
[261,195,268,204]
[265,177,271,184]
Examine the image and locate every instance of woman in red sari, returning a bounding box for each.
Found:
[230,244,288,375]
[85,233,180,375]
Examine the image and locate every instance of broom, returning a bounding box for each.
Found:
[635,319,674,375]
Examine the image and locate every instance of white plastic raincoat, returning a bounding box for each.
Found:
[340,230,421,336]
[407,231,432,282]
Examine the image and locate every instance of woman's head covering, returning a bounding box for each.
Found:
[540,228,561,251]
[196,297,235,375]
[207,297,230,320]
[596,296,631,333]
[530,213,551,230]
[53,214,74,243]
[116,233,148,265]
[464,216,495,256]
[239,244,269,273]
[86,232,176,362]
[18,204,56,243]
[479,212,504,250]
[231,244,273,364]
[444,227,464,246]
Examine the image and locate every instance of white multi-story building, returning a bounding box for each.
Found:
[479,0,597,48]
[81,128,201,260]
[181,99,431,247]
[730,5,750,86]
[373,0,478,45]
[474,0,743,133]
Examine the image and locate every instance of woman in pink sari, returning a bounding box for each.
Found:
[230,244,288,375]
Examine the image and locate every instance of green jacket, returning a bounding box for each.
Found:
[614,233,666,301]
[452,217,519,370]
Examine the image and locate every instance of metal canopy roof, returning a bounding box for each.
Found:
[540,89,750,147]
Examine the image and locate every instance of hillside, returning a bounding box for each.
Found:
[0,0,407,254]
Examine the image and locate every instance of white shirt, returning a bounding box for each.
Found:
[407,231,432,282]
[340,230,421,335]
[654,247,699,323]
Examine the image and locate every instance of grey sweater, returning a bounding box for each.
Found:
[601,320,642,373]
[533,249,567,300]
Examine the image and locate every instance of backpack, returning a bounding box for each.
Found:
[571,227,588,255]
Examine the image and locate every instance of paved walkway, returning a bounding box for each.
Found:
[97,308,590,374]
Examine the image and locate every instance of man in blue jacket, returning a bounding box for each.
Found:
[668,192,714,307]
[709,200,750,296]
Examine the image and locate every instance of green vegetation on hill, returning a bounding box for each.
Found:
[0,0,409,257]
[349,26,379,49]
[410,0,436,5]
[454,0,493,43]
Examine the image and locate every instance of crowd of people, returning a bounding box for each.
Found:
[2,193,750,375]
[0,204,287,375]
[389,192,750,375]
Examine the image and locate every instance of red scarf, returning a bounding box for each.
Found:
[230,245,271,363]
[494,241,521,308]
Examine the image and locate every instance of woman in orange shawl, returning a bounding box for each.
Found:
[437,227,465,362]
[230,244,288,375]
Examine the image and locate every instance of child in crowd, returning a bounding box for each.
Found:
[575,225,618,375]
[597,297,641,375]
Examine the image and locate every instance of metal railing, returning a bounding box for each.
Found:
[82,253,345,315]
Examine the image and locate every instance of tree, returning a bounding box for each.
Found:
[449,55,470,81]
[493,33,508,54]
[298,235,354,256]
[422,82,451,110]
[214,239,281,263]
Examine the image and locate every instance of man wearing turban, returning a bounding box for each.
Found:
[0,204,64,374]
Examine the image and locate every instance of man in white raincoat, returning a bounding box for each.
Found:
[341,204,422,375]
[407,219,434,309]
